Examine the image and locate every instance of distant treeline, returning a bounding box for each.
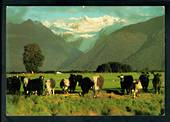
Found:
[96,62,132,73]
[6,66,164,74]
[6,70,94,74]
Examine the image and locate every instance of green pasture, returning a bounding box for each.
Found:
[6,72,165,116]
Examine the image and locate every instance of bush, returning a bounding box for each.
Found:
[96,62,132,72]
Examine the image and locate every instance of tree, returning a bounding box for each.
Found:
[96,64,112,72]
[23,43,44,73]
[96,62,132,73]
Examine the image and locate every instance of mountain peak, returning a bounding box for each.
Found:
[22,19,34,25]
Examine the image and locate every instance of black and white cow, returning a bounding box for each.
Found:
[7,76,21,95]
[118,74,134,95]
[139,72,150,92]
[77,75,94,97]
[152,72,162,94]
[26,76,44,95]
[19,76,29,95]
[69,74,78,93]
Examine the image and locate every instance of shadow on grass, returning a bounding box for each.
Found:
[103,88,158,95]
[54,90,80,95]
[103,88,124,95]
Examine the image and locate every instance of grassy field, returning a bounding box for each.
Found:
[6,72,165,116]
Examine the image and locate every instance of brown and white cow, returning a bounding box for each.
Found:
[45,78,56,95]
[60,79,70,93]
[92,75,104,98]
[132,79,143,98]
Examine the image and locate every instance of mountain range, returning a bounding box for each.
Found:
[43,15,127,52]
[62,16,165,71]
[6,16,165,72]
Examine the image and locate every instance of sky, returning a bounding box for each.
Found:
[7,6,165,24]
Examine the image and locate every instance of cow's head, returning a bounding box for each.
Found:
[76,75,83,86]
[151,71,155,75]
[69,74,76,82]
[154,73,161,78]
[39,76,44,80]
[118,74,124,82]
[141,72,150,78]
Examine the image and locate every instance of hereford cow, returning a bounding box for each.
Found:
[92,75,104,97]
[132,79,143,98]
[118,74,134,94]
[152,72,162,94]
[139,72,150,92]
[45,78,56,95]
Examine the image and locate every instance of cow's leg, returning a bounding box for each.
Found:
[146,85,148,92]
[18,90,20,95]
[52,89,55,95]
[158,87,161,94]
[154,86,157,94]
[133,90,136,98]
[143,86,145,92]
[81,92,85,97]
[93,89,96,98]
[35,91,38,95]
[69,87,71,93]
[120,82,124,94]
[46,89,49,95]
[144,86,146,92]
[137,89,140,97]
[121,88,125,94]
[126,88,130,95]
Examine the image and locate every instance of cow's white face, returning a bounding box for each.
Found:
[119,75,124,82]
[40,76,44,80]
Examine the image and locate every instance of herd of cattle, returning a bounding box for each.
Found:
[6,72,162,98]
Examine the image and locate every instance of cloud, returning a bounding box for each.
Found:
[43,15,127,34]
[79,34,95,38]
[7,6,164,26]
[69,17,81,21]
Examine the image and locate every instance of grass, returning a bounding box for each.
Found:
[6,72,165,116]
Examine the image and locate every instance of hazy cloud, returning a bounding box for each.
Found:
[6,7,28,24]
[6,6,164,24]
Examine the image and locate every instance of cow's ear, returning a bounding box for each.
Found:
[117,76,120,78]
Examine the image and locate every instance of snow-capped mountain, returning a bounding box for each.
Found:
[42,15,127,52]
